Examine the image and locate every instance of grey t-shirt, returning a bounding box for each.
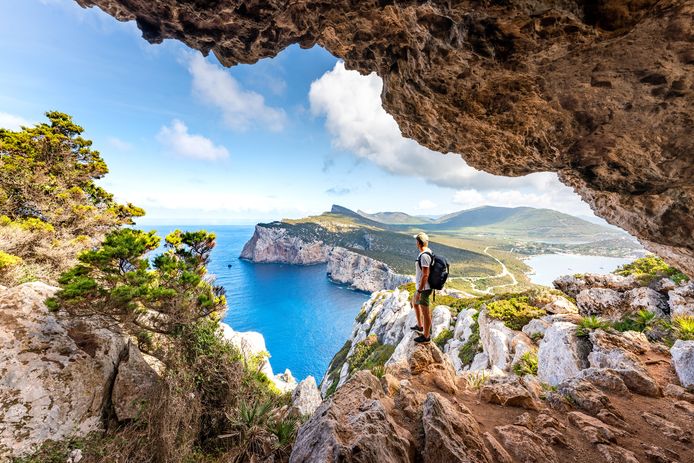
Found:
[415,249,432,291]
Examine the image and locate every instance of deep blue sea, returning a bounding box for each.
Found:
[144,225,369,380]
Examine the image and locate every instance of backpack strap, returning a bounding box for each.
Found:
[418,250,434,268]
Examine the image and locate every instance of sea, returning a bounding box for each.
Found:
[525,254,634,287]
[143,225,369,382]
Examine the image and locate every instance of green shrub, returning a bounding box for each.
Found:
[349,336,395,374]
[323,340,352,397]
[614,256,688,285]
[576,315,611,337]
[513,351,538,376]
[355,307,367,324]
[458,321,481,366]
[433,328,454,350]
[487,297,546,331]
[613,309,657,333]
[0,250,22,269]
[673,316,694,341]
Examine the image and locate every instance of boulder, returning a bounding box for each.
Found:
[537,322,589,386]
[543,297,578,315]
[575,368,629,395]
[576,288,627,320]
[567,411,626,444]
[554,274,639,298]
[588,330,660,397]
[641,412,691,443]
[0,283,158,460]
[522,318,550,339]
[651,278,677,294]
[624,287,669,317]
[453,308,477,341]
[480,378,539,410]
[494,425,558,463]
[422,393,492,463]
[557,378,618,416]
[668,282,694,318]
[290,376,323,417]
[430,305,452,339]
[670,340,694,388]
[478,310,515,372]
[597,444,639,463]
[289,371,413,463]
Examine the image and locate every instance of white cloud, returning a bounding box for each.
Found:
[417,200,437,211]
[106,137,133,151]
[309,62,594,215]
[157,120,229,161]
[187,53,287,132]
[0,112,30,130]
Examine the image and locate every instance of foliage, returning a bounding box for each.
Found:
[433,328,454,350]
[48,228,226,351]
[614,256,688,285]
[673,316,694,341]
[323,340,352,398]
[348,335,395,374]
[576,315,611,337]
[513,351,538,376]
[370,365,386,379]
[464,371,490,391]
[613,309,657,333]
[486,297,546,331]
[0,112,144,285]
[355,307,367,324]
[458,321,481,367]
[0,250,22,269]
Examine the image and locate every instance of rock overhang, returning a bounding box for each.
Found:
[73,0,694,275]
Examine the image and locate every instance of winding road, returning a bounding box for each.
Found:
[451,247,518,295]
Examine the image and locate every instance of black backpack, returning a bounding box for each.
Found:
[418,251,449,290]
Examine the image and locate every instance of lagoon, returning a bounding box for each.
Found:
[525,253,633,287]
[145,225,369,381]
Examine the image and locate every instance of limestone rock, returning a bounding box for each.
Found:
[327,247,413,292]
[576,288,627,320]
[0,283,158,460]
[597,444,640,463]
[478,310,515,372]
[522,318,550,339]
[589,329,660,397]
[543,296,578,315]
[567,411,626,444]
[430,305,452,339]
[290,376,322,417]
[554,274,640,298]
[240,224,328,264]
[494,425,557,463]
[668,282,694,318]
[112,344,160,422]
[422,392,492,463]
[290,371,412,463]
[537,322,589,386]
[624,287,669,317]
[576,368,630,395]
[454,308,478,340]
[670,340,694,388]
[482,432,512,463]
[558,379,617,416]
[664,383,694,403]
[641,412,691,443]
[480,377,539,410]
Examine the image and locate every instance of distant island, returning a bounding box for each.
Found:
[240,204,644,295]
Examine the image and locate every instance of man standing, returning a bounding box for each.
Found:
[411,232,433,343]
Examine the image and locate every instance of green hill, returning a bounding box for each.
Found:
[356,209,432,225]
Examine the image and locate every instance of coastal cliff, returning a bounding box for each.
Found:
[327,247,413,293]
[240,224,329,265]
[241,224,412,292]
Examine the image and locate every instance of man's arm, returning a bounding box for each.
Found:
[418,266,429,292]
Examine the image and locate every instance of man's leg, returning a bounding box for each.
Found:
[412,295,422,328]
[422,303,432,338]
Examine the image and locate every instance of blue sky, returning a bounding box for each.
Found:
[0,0,599,224]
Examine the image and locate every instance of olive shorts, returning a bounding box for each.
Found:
[415,289,432,306]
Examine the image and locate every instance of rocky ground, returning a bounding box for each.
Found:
[309,272,694,462]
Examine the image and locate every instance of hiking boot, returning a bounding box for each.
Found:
[414,335,431,344]
[410,324,423,332]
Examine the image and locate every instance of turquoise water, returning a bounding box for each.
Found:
[145,225,368,380]
[526,254,633,287]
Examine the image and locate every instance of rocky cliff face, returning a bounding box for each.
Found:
[0,283,159,460]
[320,273,694,406]
[241,224,412,292]
[73,0,694,275]
[240,225,329,265]
[327,247,413,293]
